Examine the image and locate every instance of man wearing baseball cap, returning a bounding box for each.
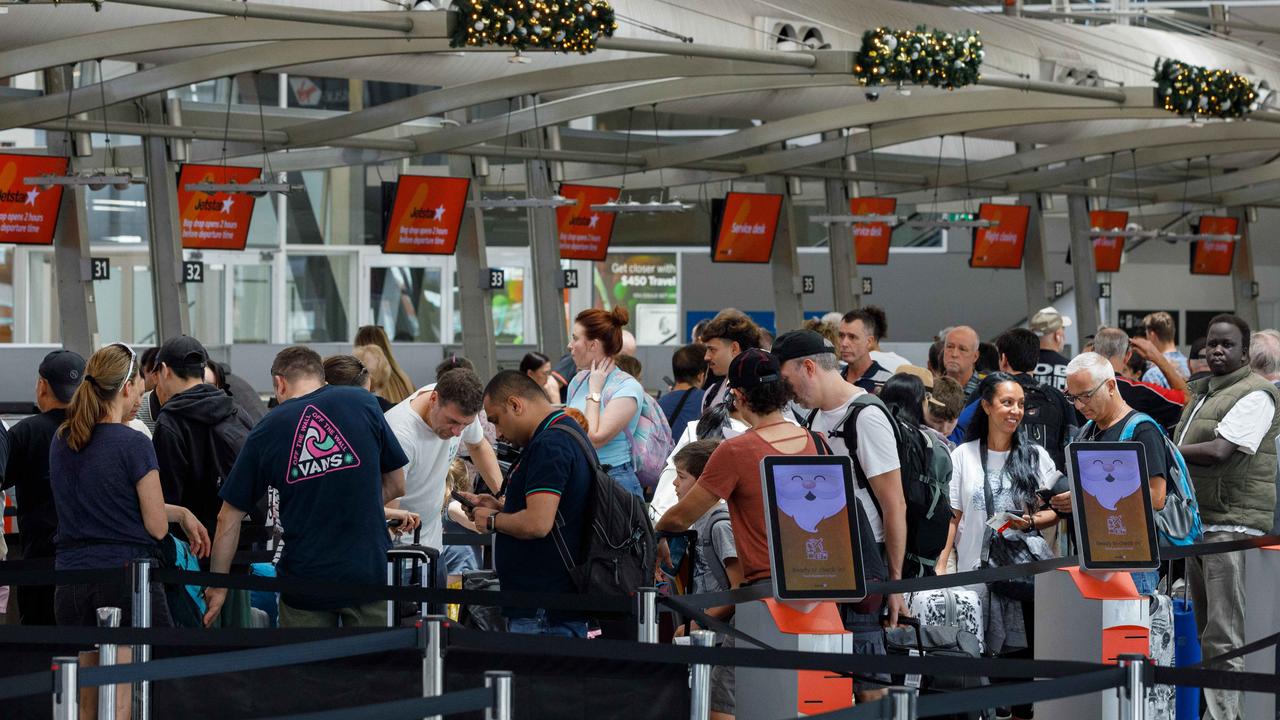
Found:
[1029,306,1073,392]
[3,350,85,624]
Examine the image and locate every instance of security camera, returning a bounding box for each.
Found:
[865,91,880,102]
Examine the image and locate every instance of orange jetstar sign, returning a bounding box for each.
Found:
[850,197,897,266]
[713,192,783,263]
[1190,215,1238,276]
[383,176,471,255]
[557,184,618,261]
[970,203,1030,269]
[0,154,69,246]
[1090,210,1129,273]
[178,164,261,250]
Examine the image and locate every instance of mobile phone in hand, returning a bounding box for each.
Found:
[451,490,477,510]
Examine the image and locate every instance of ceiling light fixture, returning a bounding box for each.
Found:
[184,179,299,197]
[26,172,145,191]
[904,217,993,230]
[591,197,692,214]
[470,194,576,210]
[810,213,901,226]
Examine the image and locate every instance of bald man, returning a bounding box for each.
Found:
[943,326,983,400]
[622,329,637,357]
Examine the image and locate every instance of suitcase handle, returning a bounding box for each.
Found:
[885,614,925,653]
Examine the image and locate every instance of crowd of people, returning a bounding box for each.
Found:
[1,303,1277,720]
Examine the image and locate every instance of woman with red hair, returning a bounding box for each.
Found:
[565,307,646,497]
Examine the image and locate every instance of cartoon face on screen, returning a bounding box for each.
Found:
[1079,453,1141,511]
[777,472,845,532]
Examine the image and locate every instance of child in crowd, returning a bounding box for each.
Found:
[924,375,965,441]
[561,406,588,429]
[614,354,643,383]
[441,459,478,579]
[670,439,739,720]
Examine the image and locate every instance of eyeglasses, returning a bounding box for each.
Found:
[1064,379,1107,405]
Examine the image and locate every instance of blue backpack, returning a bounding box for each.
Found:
[1082,413,1203,546]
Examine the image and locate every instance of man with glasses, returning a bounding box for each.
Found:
[384,367,503,556]
[1091,328,1186,434]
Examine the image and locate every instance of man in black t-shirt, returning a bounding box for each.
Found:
[3,350,85,625]
[1030,307,1073,392]
[461,371,592,636]
[1051,353,1170,590]
[204,346,409,628]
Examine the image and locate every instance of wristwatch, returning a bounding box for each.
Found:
[487,512,498,534]
[586,392,602,403]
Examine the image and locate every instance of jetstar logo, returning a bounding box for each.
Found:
[195,199,222,211]
[0,191,24,203]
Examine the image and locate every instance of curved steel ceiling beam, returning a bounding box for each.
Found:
[0,12,449,80]
[0,37,458,131]
[281,52,856,148]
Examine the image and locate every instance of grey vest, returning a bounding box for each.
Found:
[1175,365,1280,533]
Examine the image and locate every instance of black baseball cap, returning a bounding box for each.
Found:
[155,335,209,372]
[770,329,836,364]
[727,348,781,389]
[39,349,86,403]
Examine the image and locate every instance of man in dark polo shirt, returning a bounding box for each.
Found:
[4,350,84,625]
[462,370,592,637]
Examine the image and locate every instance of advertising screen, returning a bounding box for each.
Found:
[851,196,896,265]
[761,455,866,601]
[383,175,471,254]
[970,203,1030,269]
[1090,210,1129,273]
[0,154,69,246]
[177,163,261,250]
[1067,442,1160,571]
[557,183,619,261]
[712,192,782,263]
[1189,216,1238,276]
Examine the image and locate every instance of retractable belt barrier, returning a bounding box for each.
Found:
[250,686,496,720]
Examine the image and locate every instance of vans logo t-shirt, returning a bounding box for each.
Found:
[288,405,362,483]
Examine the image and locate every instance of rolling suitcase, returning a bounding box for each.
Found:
[386,524,441,626]
[884,616,986,720]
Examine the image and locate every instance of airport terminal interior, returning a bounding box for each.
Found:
[2,0,1280,718]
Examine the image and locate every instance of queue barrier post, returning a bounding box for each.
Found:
[52,655,79,720]
[484,670,513,720]
[688,629,715,720]
[636,587,658,643]
[96,606,122,720]
[420,615,448,720]
[886,686,918,719]
[1117,654,1146,720]
[130,558,154,720]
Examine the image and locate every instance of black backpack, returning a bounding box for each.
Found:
[549,423,656,597]
[1014,375,1072,472]
[803,395,953,579]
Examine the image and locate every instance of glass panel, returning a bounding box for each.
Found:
[452,267,524,345]
[286,254,350,343]
[246,194,281,249]
[130,263,156,345]
[85,185,150,247]
[0,247,13,343]
[93,260,125,343]
[369,266,443,343]
[185,262,225,345]
[27,252,59,344]
[233,263,273,343]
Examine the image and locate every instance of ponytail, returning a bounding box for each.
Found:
[58,343,137,452]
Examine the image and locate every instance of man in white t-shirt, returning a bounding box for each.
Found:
[773,330,907,624]
[385,368,504,553]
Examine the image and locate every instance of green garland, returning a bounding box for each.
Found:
[854,25,983,91]
[1154,58,1256,118]
[450,0,617,54]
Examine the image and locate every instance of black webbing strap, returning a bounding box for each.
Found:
[444,625,1107,680]
[249,687,495,720]
[0,670,53,701]
[0,566,127,587]
[1153,666,1280,695]
[0,625,394,647]
[1192,630,1280,669]
[77,628,417,688]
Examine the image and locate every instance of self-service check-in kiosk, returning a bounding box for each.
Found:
[1037,441,1162,720]
[735,454,866,719]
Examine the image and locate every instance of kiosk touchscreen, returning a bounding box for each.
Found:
[1066,441,1161,572]
[760,455,866,602]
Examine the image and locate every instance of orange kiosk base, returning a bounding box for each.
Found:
[735,599,853,718]
[1034,567,1146,720]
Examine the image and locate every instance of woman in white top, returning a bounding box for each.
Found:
[936,373,1059,720]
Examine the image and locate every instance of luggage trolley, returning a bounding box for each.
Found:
[386,523,441,626]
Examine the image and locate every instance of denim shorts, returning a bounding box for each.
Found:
[606,461,644,498]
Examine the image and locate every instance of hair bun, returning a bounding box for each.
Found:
[610,306,630,328]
